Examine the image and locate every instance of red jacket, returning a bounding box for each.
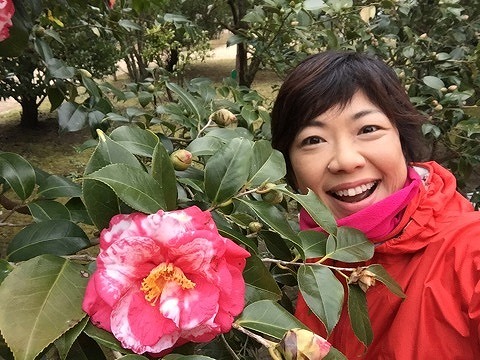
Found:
[295,161,480,359]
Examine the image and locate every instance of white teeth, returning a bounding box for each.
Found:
[334,182,375,197]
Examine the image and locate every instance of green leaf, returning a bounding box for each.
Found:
[0,260,14,286]
[0,152,36,200]
[110,126,159,158]
[187,136,223,156]
[325,227,373,262]
[236,300,308,340]
[58,103,89,133]
[244,255,282,304]
[83,322,131,353]
[366,264,406,298]
[151,142,177,211]
[347,284,373,347]
[28,200,71,222]
[86,164,166,213]
[54,317,89,360]
[37,175,82,198]
[83,133,141,229]
[422,75,445,90]
[0,255,89,360]
[204,138,253,205]
[7,220,90,262]
[298,265,343,334]
[235,199,303,254]
[275,186,337,235]
[299,230,328,259]
[166,82,205,123]
[248,140,286,187]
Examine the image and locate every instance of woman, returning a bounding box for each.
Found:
[271,51,480,359]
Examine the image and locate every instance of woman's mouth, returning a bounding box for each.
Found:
[328,181,379,203]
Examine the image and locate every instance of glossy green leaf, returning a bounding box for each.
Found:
[325,227,373,262]
[110,126,159,157]
[66,333,107,360]
[186,136,223,156]
[37,175,82,198]
[58,103,89,133]
[299,230,328,259]
[86,164,166,213]
[82,180,122,230]
[166,82,205,122]
[204,138,253,205]
[0,255,89,360]
[84,132,142,175]
[151,142,177,210]
[0,260,14,286]
[236,300,308,340]
[235,198,303,254]
[83,132,142,229]
[83,322,131,353]
[244,255,282,304]
[28,200,71,222]
[248,140,286,187]
[7,220,90,262]
[347,284,373,347]
[298,265,343,334]
[0,152,35,200]
[275,186,337,235]
[54,317,89,360]
[258,230,294,261]
[423,75,445,90]
[64,198,92,225]
[324,348,348,360]
[366,264,406,298]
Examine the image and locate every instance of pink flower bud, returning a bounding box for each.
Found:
[275,328,331,359]
[170,149,192,171]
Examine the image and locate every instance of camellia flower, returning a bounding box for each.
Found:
[108,0,116,8]
[0,0,15,42]
[82,206,250,354]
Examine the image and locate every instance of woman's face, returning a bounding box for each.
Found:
[289,90,408,219]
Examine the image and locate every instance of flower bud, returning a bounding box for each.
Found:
[170,149,192,171]
[419,33,428,39]
[248,221,263,233]
[440,87,448,93]
[290,21,299,26]
[348,268,377,293]
[274,328,331,359]
[262,189,284,204]
[448,84,458,91]
[147,84,155,93]
[434,104,443,111]
[78,69,92,78]
[209,109,237,127]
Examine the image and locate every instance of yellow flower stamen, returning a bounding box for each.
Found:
[140,263,195,305]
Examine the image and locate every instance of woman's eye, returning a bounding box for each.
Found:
[301,136,324,146]
[360,125,379,134]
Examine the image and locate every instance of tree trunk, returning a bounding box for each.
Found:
[20,96,39,128]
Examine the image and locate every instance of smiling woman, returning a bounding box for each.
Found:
[271,51,480,359]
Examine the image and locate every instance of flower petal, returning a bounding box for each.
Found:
[82,276,113,331]
[111,288,180,354]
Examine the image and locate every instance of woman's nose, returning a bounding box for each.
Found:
[327,143,366,173]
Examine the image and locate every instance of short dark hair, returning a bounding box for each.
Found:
[271,51,428,185]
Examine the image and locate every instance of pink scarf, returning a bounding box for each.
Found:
[299,167,421,241]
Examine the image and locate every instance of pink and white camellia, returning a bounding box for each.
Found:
[0,0,15,42]
[82,206,250,355]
